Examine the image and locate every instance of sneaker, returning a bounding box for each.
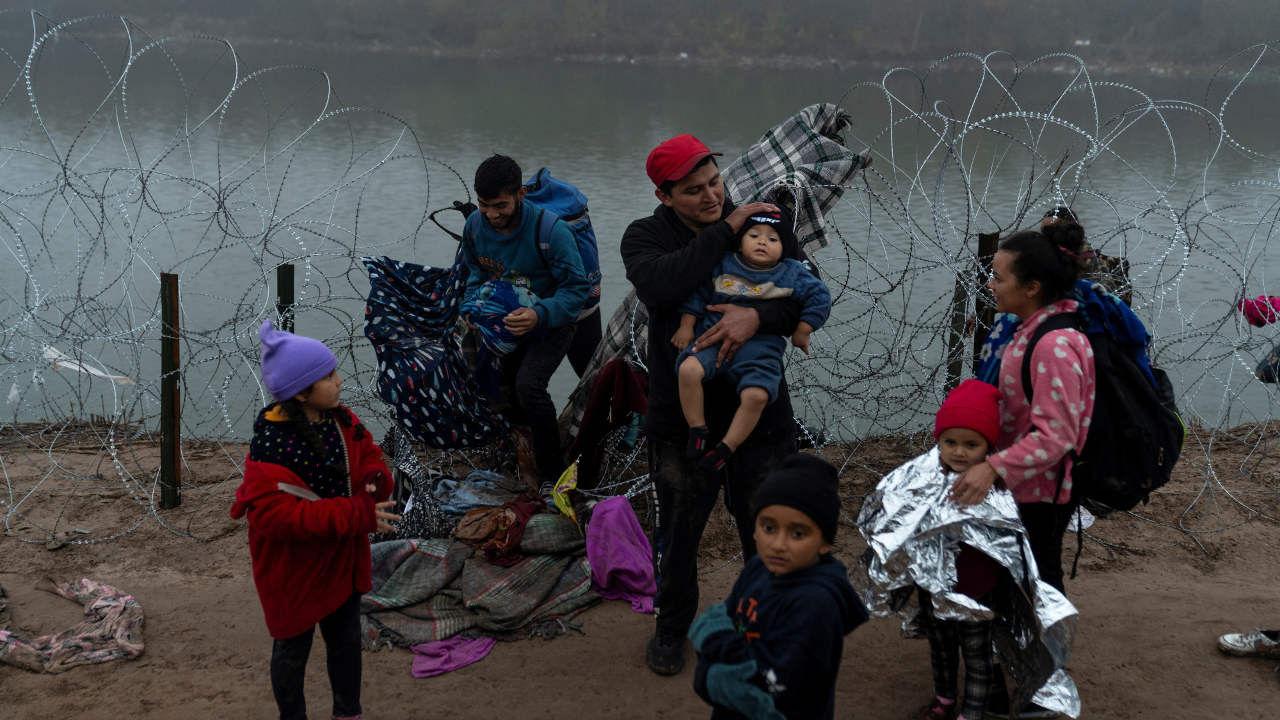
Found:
[1218,629,1280,659]
[916,697,958,720]
[645,629,686,676]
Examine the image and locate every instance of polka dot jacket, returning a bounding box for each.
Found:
[249,409,350,499]
[988,299,1097,504]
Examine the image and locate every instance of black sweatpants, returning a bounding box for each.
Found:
[649,434,794,638]
[270,592,363,720]
[567,309,603,377]
[500,322,576,485]
[1017,501,1076,593]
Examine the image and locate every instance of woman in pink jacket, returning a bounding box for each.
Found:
[950,224,1096,593]
[950,224,1096,719]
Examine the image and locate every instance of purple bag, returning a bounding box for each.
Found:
[584,496,655,614]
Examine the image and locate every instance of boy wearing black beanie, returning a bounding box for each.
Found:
[689,453,868,719]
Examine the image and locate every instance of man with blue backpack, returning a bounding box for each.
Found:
[460,154,591,490]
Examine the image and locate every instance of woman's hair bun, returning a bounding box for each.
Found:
[1042,221,1085,256]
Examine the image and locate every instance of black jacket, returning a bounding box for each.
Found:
[694,554,868,720]
[620,201,811,444]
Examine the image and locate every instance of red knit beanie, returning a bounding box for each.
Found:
[934,379,1001,448]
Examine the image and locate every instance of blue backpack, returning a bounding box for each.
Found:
[523,168,602,317]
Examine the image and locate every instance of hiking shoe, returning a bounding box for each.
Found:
[645,630,686,676]
[1218,629,1280,659]
[915,697,958,720]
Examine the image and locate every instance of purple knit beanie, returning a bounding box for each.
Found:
[258,320,339,402]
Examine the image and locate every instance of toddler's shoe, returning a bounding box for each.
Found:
[916,697,958,720]
[697,442,734,473]
[686,426,710,460]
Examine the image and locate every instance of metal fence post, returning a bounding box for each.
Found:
[276,263,295,332]
[160,272,181,509]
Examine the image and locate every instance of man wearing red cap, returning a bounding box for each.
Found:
[621,134,817,676]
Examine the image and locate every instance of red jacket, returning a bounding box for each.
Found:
[230,405,393,639]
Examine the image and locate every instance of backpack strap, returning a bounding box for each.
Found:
[429,200,476,242]
[1019,313,1079,401]
[533,207,559,273]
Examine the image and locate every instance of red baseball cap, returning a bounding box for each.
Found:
[646,134,723,188]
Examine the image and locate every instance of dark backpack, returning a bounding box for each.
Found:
[523,168,602,317]
[1021,312,1185,516]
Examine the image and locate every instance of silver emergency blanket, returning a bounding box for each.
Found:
[854,447,1081,718]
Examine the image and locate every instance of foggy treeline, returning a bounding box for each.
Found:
[26,0,1280,66]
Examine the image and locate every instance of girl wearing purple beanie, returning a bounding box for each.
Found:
[231,321,399,720]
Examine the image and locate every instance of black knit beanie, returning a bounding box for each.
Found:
[751,453,841,543]
[735,207,800,257]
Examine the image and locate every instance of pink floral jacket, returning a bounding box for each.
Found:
[988,299,1096,504]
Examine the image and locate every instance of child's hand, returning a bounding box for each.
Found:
[362,470,389,492]
[791,328,812,354]
[373,499,401,534]
[671,327,694,350]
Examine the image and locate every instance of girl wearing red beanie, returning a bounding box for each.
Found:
[921,379,1002,720]
[860,379,1068,720]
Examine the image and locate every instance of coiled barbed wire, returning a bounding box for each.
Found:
[1,14,1277,554]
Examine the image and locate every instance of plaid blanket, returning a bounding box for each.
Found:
[360,512,597,647]
[721,102,870,250]
[0,579,144,673]
[558,103,865,441]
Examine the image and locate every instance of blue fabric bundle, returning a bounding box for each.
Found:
[363,254,505,449]
[974,312,1021,386]
[459,280,541,356]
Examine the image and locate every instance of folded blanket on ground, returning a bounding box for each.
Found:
[360,513,597,648]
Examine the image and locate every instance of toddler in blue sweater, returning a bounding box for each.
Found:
[671,209,830,471]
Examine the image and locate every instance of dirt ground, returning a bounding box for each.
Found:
[2,427,1278,719]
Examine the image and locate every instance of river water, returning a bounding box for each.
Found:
[3,30,1279,440]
